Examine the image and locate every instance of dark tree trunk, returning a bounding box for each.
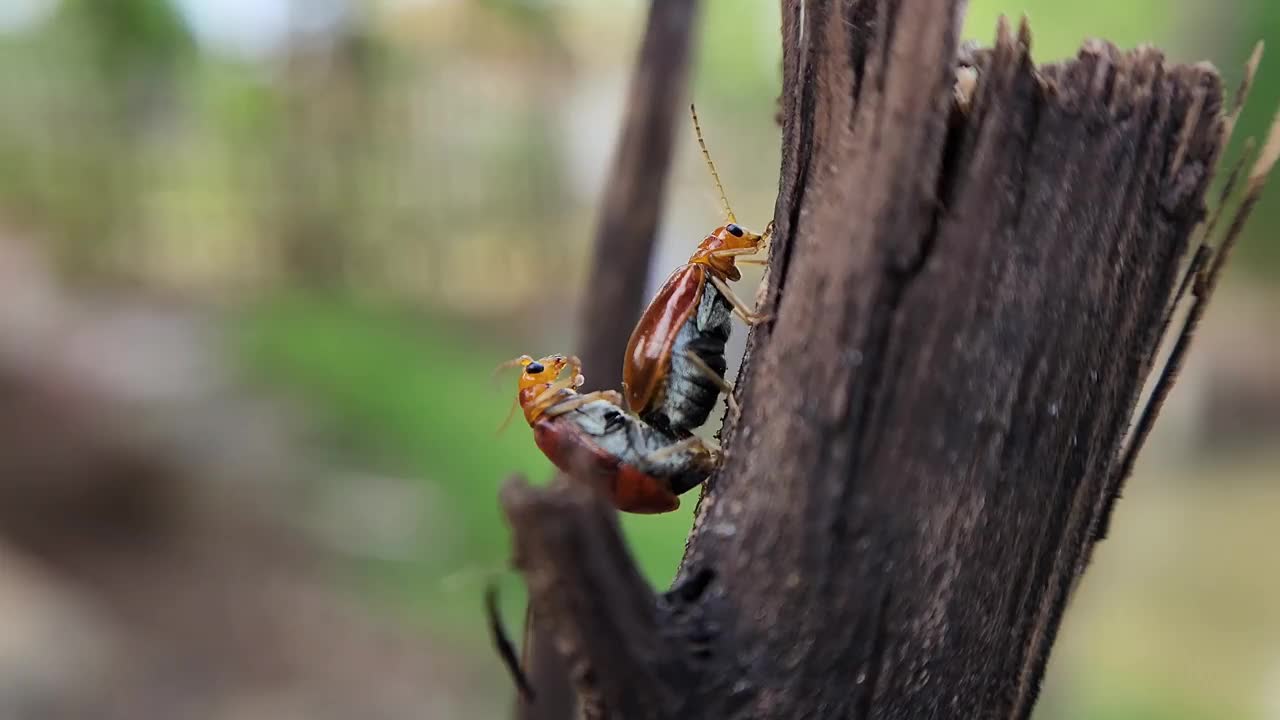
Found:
[501,0,1275,718]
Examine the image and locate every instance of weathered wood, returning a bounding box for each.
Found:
[499,0,1274,717]
[505,477,695,720]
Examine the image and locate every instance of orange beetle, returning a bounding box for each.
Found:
[623,105,773,436]
[500,354,715,513]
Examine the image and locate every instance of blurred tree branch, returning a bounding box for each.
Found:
[575,0,703,393]
[516,1,703,718]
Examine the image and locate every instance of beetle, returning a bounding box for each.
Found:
[623,105,773,437]
[500,353,716,513]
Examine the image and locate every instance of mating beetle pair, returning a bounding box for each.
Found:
[501,106,770,513]
[499,353,716,513]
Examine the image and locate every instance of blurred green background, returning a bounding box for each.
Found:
[0,0,1277,717]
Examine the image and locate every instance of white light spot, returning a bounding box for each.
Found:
[0,0,55,34]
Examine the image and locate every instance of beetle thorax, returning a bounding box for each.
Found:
[689,236,742,281]
[688,224,762,281]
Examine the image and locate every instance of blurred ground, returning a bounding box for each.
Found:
[0,1,1277,718]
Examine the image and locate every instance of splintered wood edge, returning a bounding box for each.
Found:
[1107,43,1274,517]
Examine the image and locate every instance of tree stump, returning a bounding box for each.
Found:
[499,0,1277,717]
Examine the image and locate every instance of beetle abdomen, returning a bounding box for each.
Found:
[533,398,710,513]
[648,284,733,435]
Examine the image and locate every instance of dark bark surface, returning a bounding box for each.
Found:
[500,0,1273,718]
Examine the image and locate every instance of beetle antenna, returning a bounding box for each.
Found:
[691,103,737,224]
[488,353,529,386]
[496,393,521,435]
[493,355,534,381]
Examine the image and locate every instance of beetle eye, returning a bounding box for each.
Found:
[726,224,744,237]
[525,361,545,374]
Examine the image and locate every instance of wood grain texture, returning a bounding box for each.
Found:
[501,0,1238,717]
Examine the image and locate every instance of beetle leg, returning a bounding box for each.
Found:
[529,376,580,411]
[754,268,773,319]
[737,221,775,264]
[542,390,624,418]
[643,434,718,464]
[682,349,740,420]
[619,381,637,415]
[706,244,762,258]
[563,355,584,385]
[709,274,773,325]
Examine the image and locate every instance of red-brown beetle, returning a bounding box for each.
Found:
[623,105,772,437]
[500,353,716,513]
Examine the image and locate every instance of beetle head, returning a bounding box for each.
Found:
[524,354,581,389]
[495,354,585,429]
[689,223,764,282]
